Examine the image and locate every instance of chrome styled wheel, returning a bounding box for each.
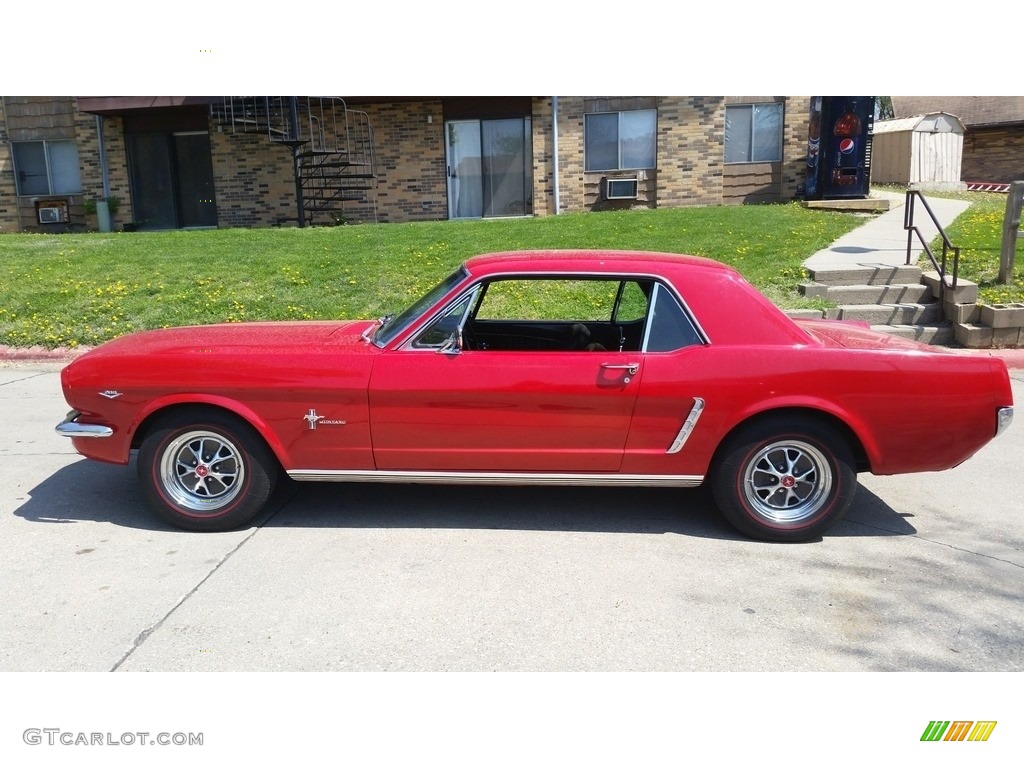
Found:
[158,430,246,514]
[711,415,856,542]
[138,409,277,532]
[742,439,833,524]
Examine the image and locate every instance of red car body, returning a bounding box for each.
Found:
[57,251,1014,541]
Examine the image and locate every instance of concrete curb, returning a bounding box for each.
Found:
[0,345,90,364]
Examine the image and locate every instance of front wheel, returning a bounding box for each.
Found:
[711,416,856,542]
[137,409,278,532]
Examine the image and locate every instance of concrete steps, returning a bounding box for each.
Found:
[870,323,954,345]
[799,264,950,345]
[832,302,942,325]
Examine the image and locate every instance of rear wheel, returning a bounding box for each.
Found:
[137,409,277,532]
[711,416,856,542]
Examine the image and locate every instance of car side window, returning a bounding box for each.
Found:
[613,280,649,323]
[474,279,621,322]
[644,284,703,352]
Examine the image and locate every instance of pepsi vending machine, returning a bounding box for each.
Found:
[804,96,873,199]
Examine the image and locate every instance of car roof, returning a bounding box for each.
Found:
[463,250,738,279]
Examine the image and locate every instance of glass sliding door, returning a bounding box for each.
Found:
[446,120,484,219]
[446,118,532,219]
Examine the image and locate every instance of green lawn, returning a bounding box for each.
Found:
[0,201,923,349]
[933,191,1024,304]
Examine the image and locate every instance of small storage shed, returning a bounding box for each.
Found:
[870,112,965,186]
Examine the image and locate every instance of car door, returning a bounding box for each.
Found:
[367,277,645,473]
[619,282,713,476]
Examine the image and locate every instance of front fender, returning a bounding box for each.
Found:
[130,394,291,469]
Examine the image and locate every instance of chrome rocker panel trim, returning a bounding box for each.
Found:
[288,469,704,488]
[55,412,114,439]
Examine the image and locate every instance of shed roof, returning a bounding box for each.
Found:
[873,112,965,134]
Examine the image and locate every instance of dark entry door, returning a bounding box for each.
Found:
[127,131,216,229]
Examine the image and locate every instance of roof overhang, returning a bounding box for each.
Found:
[77,97,219,115]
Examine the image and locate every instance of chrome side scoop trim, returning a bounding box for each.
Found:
[667,397,705,454]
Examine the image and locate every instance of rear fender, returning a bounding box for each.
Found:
[717,395,881,472]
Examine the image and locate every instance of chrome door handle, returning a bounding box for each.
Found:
[601,362,639,375]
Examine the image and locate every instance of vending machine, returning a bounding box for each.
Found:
[804,96,873,200]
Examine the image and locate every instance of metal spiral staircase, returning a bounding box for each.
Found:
[212,97,377,226]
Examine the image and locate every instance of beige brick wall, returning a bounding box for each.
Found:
[211,127,296,228]
[0,99,17,232]
[343,100,447,224]
[101,116,132,227]
[555,96,728,212]
[656,97,726,207]
[71,104,133,230]
[781,96,812,198]
[531,97,555,216]
[554,97,586,212]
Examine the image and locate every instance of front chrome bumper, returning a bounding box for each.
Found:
[55,411,113,439]
[997,406,1014,437]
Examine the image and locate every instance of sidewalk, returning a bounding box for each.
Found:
[804,189,971,270]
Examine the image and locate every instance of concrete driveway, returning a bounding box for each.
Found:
[2,362,1022,673]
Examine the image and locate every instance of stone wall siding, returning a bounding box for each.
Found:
[962,126,1024,184]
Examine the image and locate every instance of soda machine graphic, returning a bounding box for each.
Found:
[804,96,873,199]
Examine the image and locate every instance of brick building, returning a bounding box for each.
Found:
[0,96,814,233]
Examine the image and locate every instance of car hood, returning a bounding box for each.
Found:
[74,320,375,361]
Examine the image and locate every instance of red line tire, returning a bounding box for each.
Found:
[711,416,856,542]
[137,408,277,532]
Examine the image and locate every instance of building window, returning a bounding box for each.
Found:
[724,103,783,163]
[585,109,657,172]
[11,140,83,195]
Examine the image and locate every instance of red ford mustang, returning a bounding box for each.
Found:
[56,251,1014,541]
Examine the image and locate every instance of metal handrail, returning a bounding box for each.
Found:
[905,190,960,290]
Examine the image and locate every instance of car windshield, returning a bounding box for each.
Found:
[373,266,469,348]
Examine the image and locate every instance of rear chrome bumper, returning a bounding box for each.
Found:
[55,411,113,439]
[997,406,1014,437]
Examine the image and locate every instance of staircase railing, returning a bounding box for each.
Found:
[905,190,960,290]
[213,97,377,226]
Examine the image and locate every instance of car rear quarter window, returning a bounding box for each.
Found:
[645,285,704,352]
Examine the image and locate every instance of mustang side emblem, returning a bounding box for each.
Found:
[98,390,123,400]
[304,409,347,430]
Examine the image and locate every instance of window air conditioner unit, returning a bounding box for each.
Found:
[605,177,638,200]
[36,200,70,224]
